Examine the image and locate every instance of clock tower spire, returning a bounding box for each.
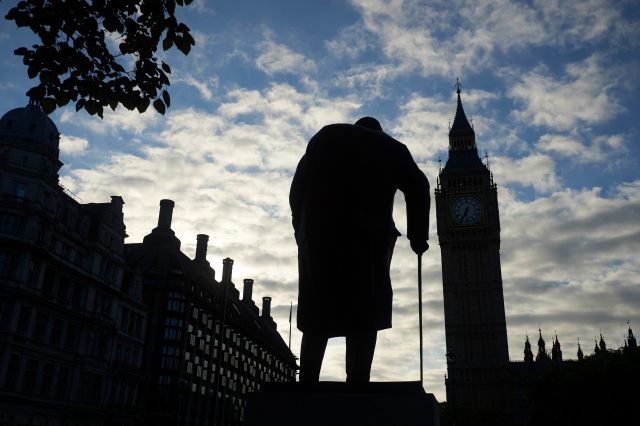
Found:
[436,81,510,419]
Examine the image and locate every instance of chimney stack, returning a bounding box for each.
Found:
[222,258,234,283]
[243,279,254,301]
[157,199,175,229]
[195,234,209,262]
[262,297,272,318]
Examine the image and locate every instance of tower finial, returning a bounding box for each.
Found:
[455,76,462,95]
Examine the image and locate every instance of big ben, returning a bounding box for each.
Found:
[436,81,509,419]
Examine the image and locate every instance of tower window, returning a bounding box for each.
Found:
[12,182,27,199]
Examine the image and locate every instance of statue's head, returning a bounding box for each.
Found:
[354,116,383,131]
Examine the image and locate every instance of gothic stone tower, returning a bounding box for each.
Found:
[435,84,509,418]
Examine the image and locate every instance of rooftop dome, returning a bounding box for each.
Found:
[0,103,60,149]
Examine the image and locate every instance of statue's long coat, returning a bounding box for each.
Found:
[290,124,430,336]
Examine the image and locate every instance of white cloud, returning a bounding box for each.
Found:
[537,132,626,163]
[59,134,89,156]
[490,154,558,192]
[59,106,159,136]
[343,0,637,81]
[392,94,452,159]
[534,0,628,46]
[325,23,373,59]
[333,63,406,99]
[509,55,624,131]
[176,74,219,101]
[498,180,640,355]
[255,34,316,76]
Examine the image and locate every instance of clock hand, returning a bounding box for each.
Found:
[460,206,469,221]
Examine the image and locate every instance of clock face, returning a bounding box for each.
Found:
[451,195,483,226]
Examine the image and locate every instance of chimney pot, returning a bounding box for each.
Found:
[243,279,254,301]
[195,234,209,262]
[222,258,234,283]
[158,199,175,229]
[262,296,272,318]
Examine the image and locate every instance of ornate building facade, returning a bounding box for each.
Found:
[0,103,147,425]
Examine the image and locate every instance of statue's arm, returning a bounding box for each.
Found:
[397,146,430,246]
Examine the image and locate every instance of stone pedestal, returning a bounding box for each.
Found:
[245,381,439,426]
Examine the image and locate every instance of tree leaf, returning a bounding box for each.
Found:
[109,97,118,111]
[27,66,38,79]
[153,99,166,114]
[137,96,150,113]
[162,36,173,51]
[85,100,98,115]
[162,90,171,108]
[41,98,57,114]
[161,61,171,73]
[75,99,86,112]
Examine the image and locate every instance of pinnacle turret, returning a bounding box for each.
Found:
[551,333,562,363]
[627,322,637,349]
[577,338,584,361]
[536,328,550,363]
[599,332,607,352]
[524,334,534,364]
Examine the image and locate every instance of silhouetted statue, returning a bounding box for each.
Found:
[290,117,430,383]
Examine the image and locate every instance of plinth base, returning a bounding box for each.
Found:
[245,381,439,426]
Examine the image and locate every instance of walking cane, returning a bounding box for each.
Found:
[418,253,424,386]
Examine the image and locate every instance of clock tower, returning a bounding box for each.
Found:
[435,82,509,417]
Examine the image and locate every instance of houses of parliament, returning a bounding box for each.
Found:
[1,88,636,426]
[436,83,637,425]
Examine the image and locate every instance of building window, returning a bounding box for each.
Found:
[158,376,172,386]
[0,299,14,331]
[16,305,32,336]
[13,181,27,199]
[0,251,17,278]
[0,213,23,235]
[50,319,62,348]
[57,367,70,399]
[22,359,39,394]
[161,356,179,369]
[42,268,55,295]
[65,324,78,351]
[167,292,185,313]
[58,276,69,303]
[161,345,180,369]
[40,363,54,398]
[71,282,84,306]
[33,312,49,341]
[3,354,22,390]
[164,327,182,341]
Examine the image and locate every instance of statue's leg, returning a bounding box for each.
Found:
[300,332,328,383]
[345,331,377,383]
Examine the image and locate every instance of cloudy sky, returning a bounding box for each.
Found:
[1,0,639,401]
